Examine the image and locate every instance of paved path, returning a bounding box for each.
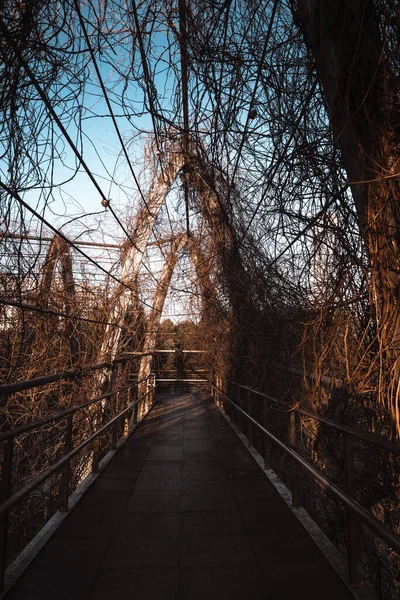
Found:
[8,393,354,599]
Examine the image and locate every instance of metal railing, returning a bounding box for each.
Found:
[0,360,156,592]
[3,367,397,594]
[211,378,400,591]
[155,377,210,393]
[0,352,153,398]
[155,378,209,383]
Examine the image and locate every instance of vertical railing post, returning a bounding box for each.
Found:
[132,385,138,427]
[218,377,223,408]
[215,377,220,406]
[126,379,132,409]
[263,396,271,469]
[104,361,118,452]
[145,376,149,411]
[59,414,73,512]
[109,360,119,414]
[116,362,123,414]
[246,388,254,447]
[152,373,156,405]
[150,373,155,406]
[263,430,270,470]
[0,437,13,593]
[289,411,301,507]
[344,434,362,586]
[92,436,100,473]
[174,348,178,394]
[145,376,150,413]
[108,360,118,392]
[124,372,132,436]
[121,359,129,390]
[237,384,245,432]
[142,378,147,414]
[150,374,154,407]
[92,403,102,473]
[154,353,159,390]
[111,408,118,451]
[235,384,240,428]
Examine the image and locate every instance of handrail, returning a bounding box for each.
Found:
[212,383,400,556]
[297,407,400,454]
[0,370,157,591]
[0,386,149,519]
[233,381,400,456]
[153,349,208,354]
[155,378,209,382]
[157,368,209,371]
[0,375,151,443]
[0,352,154,398]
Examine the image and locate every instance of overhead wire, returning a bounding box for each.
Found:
[0,19,112,211]
[72,0,154,219]
[130,0,178,241]
[0,1,350,330]
[1,13,175,311]
[0,181,156,311]
[0,298,123,327]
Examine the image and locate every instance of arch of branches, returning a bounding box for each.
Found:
[1,3,400,595]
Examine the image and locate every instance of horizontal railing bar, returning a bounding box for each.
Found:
[0,375,151,443]
[214,384,400,555]
[0,353,153,398]
[0,232,179,249]
[234,381,400,456]
[122,351,165,356]
[235,382,285,404]
[157,369,209,372]
[0,368,81,397]
[0,387,151,518]
[155,378,209,382]
[153,350,208,353]
[296,408,400,455]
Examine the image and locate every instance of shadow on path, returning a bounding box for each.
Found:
[7,393,355,599]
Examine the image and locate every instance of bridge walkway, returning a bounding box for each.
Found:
[7,393,354,599]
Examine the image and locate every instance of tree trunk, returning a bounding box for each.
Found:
[137,234,188,403]
[39,235,79,363]
[99,153,184,363]
[293,0,400,429]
